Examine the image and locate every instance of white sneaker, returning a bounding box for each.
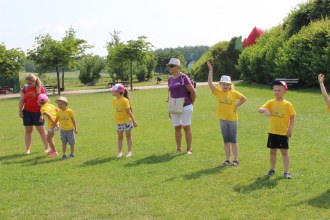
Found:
[117,152,123,158]
[126,152,132,157]
[186,150,192,155]
[25,149,31,155]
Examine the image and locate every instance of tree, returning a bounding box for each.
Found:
[61,27,90,90]
[27,28,89,95]
[78,55,105,84]
[106,33,154,90]
[0,43,25,79]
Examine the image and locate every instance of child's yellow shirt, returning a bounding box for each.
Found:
[262,99,296,135]
[112,97,131,124]
[56,108,75,131]
[40,103,58,128]
[212,88,244,121]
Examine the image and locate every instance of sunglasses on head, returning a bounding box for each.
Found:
[168,65,176,68]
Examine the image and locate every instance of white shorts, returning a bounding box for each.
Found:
[170,104,193,126]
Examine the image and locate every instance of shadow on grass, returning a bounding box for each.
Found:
[182,166,224,180]
[0,153,25,162]
[2,154,60,166]
[233,176,282,193]
[125,153,179,167]
[297,189,330,209]
[80,157,116,166]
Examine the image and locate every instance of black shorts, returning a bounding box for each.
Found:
[22,109,44,126]
[267,133,289,149]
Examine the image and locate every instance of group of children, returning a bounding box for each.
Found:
[207,60,330,179]
[33,65,330,179]
[38,94,78,159]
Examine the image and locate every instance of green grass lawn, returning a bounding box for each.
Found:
[1,83,330,219]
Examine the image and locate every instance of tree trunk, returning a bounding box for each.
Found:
[61,68,65,91]
[56,66,61,95]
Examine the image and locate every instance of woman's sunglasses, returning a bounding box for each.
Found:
[168,65,176,68]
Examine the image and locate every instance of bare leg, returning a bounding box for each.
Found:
[270,149,277,170]
[232,143,238,161]
[47,131,57,152]
[70,144,75,155]
[280,149,290,172]
[24,126,33,152]
[62,144,67,155]
[175,125,182,151]
[35,125,48,151]
[117,130,124,154]
[125,130,132,153]
[183,125,192,152]
[224,142,231,161]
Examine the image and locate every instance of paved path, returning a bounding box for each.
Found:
[0,82,209,100]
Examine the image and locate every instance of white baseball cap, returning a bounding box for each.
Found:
[219,75,232,84]
[167,58,181,67]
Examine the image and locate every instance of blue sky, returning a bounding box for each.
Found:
[0,0,307,56]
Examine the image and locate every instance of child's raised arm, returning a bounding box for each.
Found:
[318,73,330,107]
[207,61,216,92]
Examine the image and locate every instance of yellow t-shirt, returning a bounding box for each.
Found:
[112,97,131,124]
[212,88,244,121]
[56,108,75,131]
[40,103,58,128]
[262,99,296,135]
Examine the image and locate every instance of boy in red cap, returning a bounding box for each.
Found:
[258,80,296,179]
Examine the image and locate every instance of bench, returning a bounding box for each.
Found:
[45,85,57,94]
[0,86,12,95]
[270,78,299,89]
[108,81,130,88]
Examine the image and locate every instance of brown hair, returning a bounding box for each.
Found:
[120,88,133,112]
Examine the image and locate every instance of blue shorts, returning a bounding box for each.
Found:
[60,129,76,145]
[219,120,238,143]
[22,109,44,126]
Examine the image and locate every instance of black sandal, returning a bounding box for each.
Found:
[221,160,231,167]
[232,161,239,167]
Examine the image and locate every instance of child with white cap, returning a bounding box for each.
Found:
[258,80,296,179]
[38,94,60,157]
[207,61,246,167]
[109,84,137,158]
[52,96,78,160]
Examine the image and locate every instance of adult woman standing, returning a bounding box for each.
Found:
[167,58,196,154]
[18,73,48,154]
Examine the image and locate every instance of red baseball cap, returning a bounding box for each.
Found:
[272,80,288,90]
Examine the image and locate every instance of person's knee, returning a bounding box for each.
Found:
[182,125,191,131]
[175,125,182,131]
[270,149,277,155]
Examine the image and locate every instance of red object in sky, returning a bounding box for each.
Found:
[242,27,264,48]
